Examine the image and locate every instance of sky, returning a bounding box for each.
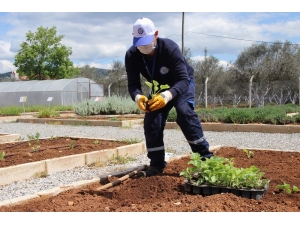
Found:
[1,0,300,74]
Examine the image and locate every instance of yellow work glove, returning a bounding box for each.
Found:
[147,90,173,111]
[135,94,150,112]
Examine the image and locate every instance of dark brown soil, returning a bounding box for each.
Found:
[0,137,130,168]
[1,146,300,212]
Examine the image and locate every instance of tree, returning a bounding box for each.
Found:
[14,26,74,80]
[233,41,300,106]
[97,61,127,96]
[72,64,96,80]
[183,47,193,65]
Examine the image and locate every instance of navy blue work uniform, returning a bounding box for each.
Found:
[125,37,213,170]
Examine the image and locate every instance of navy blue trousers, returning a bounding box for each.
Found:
[144,82,212,170]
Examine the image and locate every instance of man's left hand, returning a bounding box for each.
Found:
[147,90,172,111]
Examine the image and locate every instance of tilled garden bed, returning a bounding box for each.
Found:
[1,146,300,212]
[0,137,145,186]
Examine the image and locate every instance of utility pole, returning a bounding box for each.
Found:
[182,12,184,55]
[204,47,208,108]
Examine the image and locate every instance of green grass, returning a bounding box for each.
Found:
[0,105,73,116]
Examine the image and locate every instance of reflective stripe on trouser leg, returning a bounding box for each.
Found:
[143,106,171,169]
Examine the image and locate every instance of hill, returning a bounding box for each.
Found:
[0,72,11,79]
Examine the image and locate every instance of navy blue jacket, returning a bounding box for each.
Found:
[125,37,194,101]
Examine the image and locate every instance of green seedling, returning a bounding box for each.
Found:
[69,140,75,150]
[276,182,292,194]
[27,132,40,148]
[145,80,170,98]
[276,182,300,194]
[293,185,300,193]
[31,146,40,152]
[0,151,5,160]
[243,149,254,158]
[93,140,99,145]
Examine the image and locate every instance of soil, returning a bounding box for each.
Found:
[1,146,300,212]
[0,137,130,168]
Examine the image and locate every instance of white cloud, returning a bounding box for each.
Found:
[1,12,300,74]
[0,60,17,74]
[0,41,15,60]
[191,55,229,68]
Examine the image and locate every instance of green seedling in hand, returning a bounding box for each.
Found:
[145,80,170,110]
[145,80,170,98]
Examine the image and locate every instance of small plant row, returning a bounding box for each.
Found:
[180,153,269,190]
[276,182,300,194]
[197,104,300,125]
[166,104,300,124]
[73,95,142,116]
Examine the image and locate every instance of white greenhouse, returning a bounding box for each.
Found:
[0,78,104,107]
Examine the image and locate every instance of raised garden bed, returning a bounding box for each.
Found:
[0,137,145,186]
[9,112,300,133]
[0,133,21,143]
[1,146,300,212]
[16,114,144,127]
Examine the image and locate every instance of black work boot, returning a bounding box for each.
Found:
[137,166,164,177]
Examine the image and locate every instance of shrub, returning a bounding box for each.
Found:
[198,112,218,122]
[73,96,142,116]
[0,106,23,116]
[229,108,255,124]
[37,108,60,118]
[167,107,177,122]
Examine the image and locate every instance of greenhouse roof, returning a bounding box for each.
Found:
[0,78,92,92]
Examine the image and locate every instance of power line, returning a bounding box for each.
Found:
[186,31,300,46]
[96,30,299,66]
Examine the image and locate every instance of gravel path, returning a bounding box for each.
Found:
[1,121,300,202]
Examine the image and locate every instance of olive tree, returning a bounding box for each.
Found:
[14,26,74,80]
[233,41,300,107]
[193,56,228,107]
[98,60,127,96]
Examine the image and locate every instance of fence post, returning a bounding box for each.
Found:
[205,77,209,108]
[249,75,254,108]
[108,83,112,97]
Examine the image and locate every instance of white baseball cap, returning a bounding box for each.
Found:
[132,18,155,47]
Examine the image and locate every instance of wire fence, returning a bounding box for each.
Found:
[106,78,300,108]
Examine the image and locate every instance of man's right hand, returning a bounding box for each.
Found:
[135,94,150,112]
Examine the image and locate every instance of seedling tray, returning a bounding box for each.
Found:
[184,179,270,200]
